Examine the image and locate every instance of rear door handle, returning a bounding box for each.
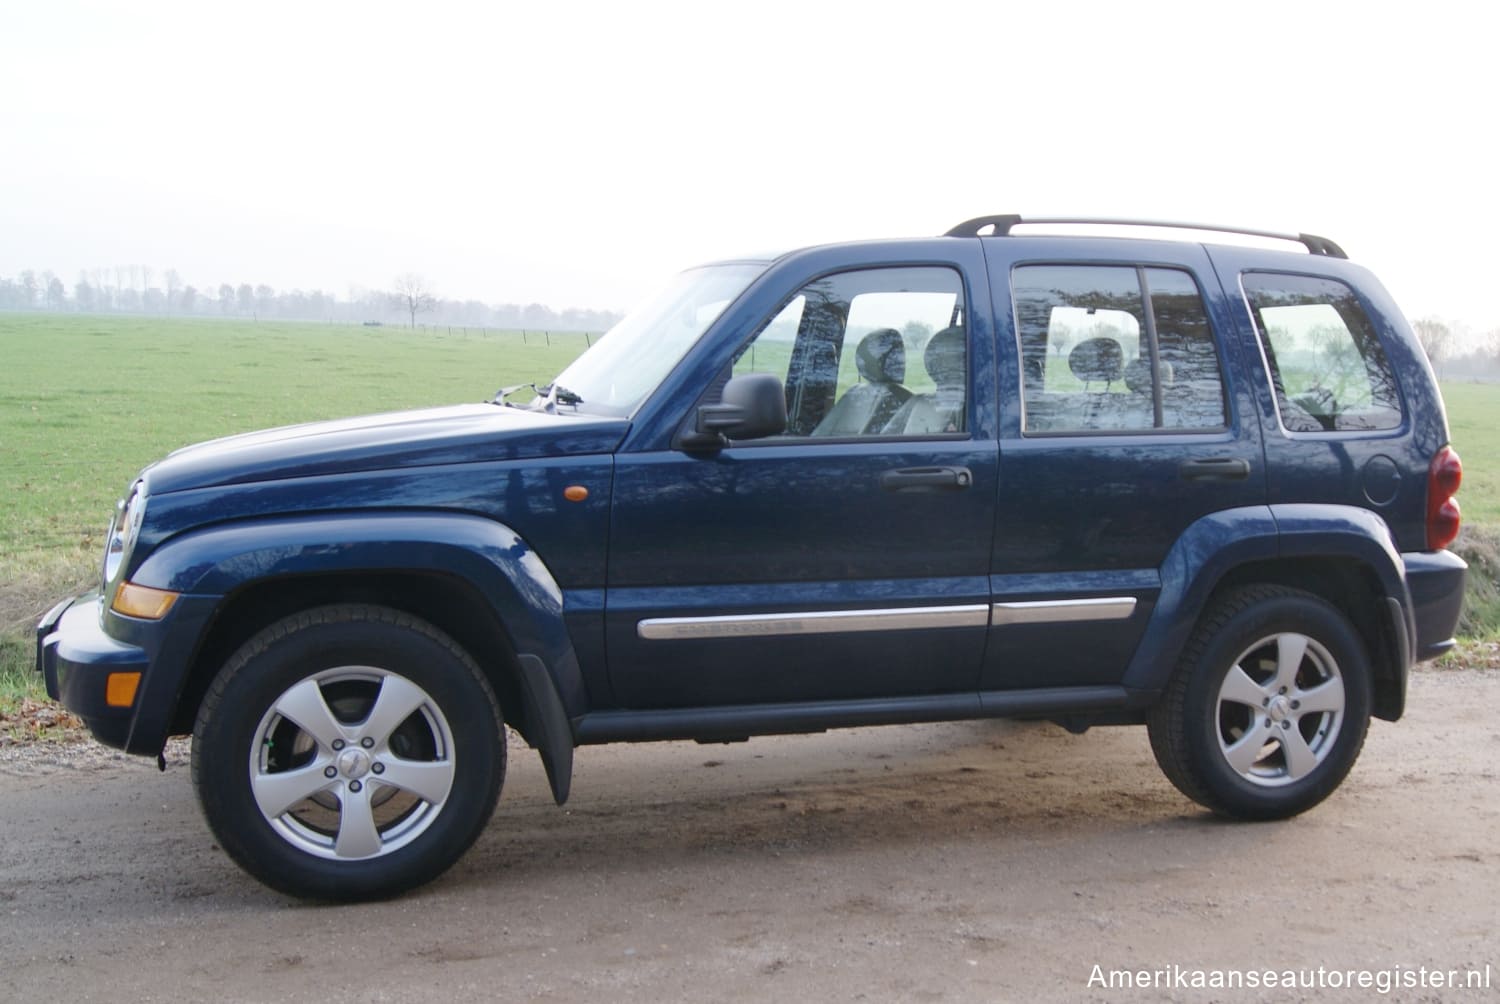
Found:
[880,466,973,492]
[1179,457,1251,482]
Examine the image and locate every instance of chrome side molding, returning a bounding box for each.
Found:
[991,597,1137,625]
[638,596,1138,640]
[638,604,990,641]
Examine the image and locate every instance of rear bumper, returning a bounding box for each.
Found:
[1403,548,1467,661]
[36,593,148,750]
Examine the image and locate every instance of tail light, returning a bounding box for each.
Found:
[1426,445,1462,550]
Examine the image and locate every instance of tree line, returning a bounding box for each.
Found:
[0,266,623,333]
[1413,318,1500,382]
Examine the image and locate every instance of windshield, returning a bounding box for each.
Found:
[547,263,764,416]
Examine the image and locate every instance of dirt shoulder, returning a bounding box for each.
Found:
[2,667,1496,1002]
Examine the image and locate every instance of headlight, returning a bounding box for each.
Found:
[103,483,145,585]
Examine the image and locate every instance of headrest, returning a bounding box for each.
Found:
[1023,355,1044,385]
[1123,357,1175,394]
[856,328,905,384]
[924,327,966,387]
[1069,337,1124,384]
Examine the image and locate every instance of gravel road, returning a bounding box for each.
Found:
[2,668,1496,1003]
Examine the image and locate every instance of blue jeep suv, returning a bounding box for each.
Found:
[37,215,1467,899]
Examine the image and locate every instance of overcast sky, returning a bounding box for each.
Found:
[4,1,1495,336]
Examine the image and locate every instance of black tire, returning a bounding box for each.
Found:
[192,605,504,900]
[1147,585,1372,820]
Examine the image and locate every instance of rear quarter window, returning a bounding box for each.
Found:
[1241,272,1402,433]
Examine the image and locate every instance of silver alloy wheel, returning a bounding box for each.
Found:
[249,666,457,860]
[1215,631,1346,788]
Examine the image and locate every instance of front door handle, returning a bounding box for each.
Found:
[880,466,973,492]
[1179,457,1251,482]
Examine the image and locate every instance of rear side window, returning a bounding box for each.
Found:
[1242,273,1401,432]
[1013,265,1227,434]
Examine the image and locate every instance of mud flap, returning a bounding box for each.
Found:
[514,654,576,805]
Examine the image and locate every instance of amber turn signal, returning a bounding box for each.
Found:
[111,582,180,620]
[563,485,589,502]
[106,671,142,708]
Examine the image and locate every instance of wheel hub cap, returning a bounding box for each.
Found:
[1267,695,1292,723]
[336,747,372,779]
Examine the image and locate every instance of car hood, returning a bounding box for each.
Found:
[143,404,630,495]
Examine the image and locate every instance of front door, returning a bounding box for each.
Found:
[606,258,999,709]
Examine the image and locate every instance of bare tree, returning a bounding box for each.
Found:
[45,274,66,309]
[391,273,437,327]
[92,270,113,310]
[1413,318,1452,367]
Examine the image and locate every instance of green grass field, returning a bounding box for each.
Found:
[1434,382,1500,525]
[1,314,588,561]
[3,313,1498,713]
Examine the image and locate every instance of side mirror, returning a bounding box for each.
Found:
[683,373,787,449]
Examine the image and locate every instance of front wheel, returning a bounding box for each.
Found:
[1147,585,1372,820]
[192,605,504,900]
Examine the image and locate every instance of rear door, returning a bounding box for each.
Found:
[980,238,1267,691]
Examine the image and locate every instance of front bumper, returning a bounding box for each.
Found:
[36,593,149,749]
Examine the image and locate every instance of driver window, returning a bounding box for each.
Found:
[733,267,966,438]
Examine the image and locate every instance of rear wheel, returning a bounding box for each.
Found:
[1148,585,1372,820]
[192,605,504,900]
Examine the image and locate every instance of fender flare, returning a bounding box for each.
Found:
[131,510,582,802]
[1123,504,1412,694]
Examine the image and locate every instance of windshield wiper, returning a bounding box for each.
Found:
[492,383,539,406]
[547,384,584,407]
[492,382,584,411]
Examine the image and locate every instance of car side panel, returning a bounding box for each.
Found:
[127,512,590,750]
[1119,503,1414,694]
[1204,247,1449,554]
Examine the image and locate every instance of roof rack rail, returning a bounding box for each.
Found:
[942,214,1347,259]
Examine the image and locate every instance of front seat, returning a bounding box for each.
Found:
[879,326,966,435]
[812,328,912,436]
[1069,337,1124,389]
